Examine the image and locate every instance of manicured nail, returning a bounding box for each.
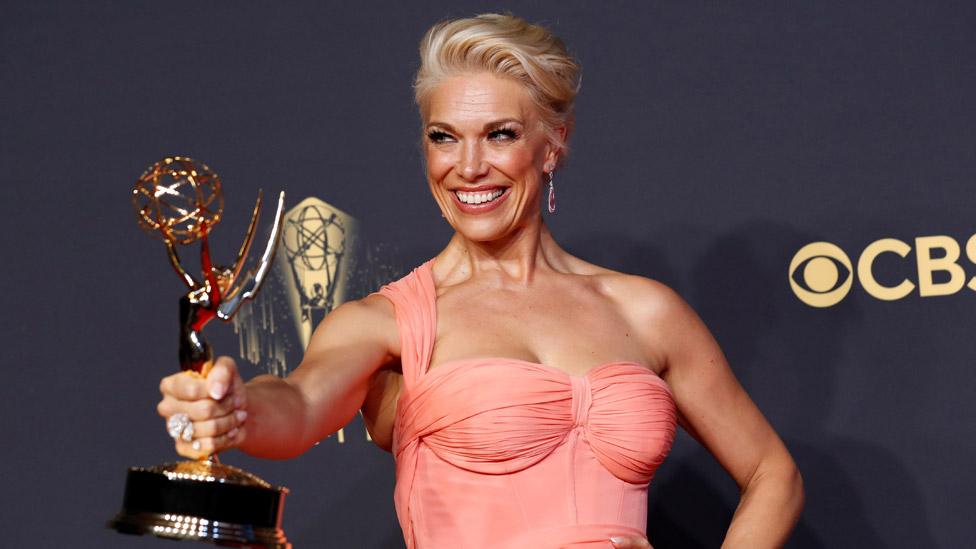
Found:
[235,410,248,423]
[234,392,245,407]
[209,382,225,400]
[227,427,239,439]
[609,537,624,545]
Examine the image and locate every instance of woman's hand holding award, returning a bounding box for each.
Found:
[108,157,290,548]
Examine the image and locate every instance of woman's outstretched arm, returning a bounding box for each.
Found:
[157,293,399,460]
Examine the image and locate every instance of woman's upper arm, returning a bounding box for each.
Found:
[287,293,400,447]
[633,280,794,491]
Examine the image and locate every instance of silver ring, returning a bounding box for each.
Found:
[166,413,194,442]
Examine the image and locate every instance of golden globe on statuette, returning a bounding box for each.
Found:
[107,156,291,548]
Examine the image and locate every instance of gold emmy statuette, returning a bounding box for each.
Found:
[108,157,290,547]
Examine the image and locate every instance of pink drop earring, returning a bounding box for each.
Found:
[546,169,556,214]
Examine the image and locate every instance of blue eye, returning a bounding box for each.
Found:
[488,128,519,141]
[427,130,454,143]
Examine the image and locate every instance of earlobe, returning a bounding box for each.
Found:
[544,146,560,172]
[546,126,567,168]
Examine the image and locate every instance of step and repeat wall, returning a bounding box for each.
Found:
[2,2,972,548]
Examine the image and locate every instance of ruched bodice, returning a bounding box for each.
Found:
[375,260,677,548]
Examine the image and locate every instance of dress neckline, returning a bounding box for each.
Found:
[430,356,663,380]
[419,258,666,383]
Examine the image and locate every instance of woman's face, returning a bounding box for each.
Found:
[423,72,560,243]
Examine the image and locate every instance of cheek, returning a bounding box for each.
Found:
[490,144,545,179]
[424,147,454,179]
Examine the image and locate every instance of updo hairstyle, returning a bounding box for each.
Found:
[414,13,581,156]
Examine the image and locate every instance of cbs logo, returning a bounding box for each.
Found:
[789,235,976,307]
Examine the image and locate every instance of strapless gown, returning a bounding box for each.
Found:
[375,260,677,548]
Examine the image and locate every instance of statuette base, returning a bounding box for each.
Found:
[108,460,289,548]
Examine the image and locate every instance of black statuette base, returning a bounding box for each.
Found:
[108,461,289,548]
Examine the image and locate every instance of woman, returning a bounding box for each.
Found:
[158,14,803,548]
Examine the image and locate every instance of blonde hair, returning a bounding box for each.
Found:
[415,13,581,156]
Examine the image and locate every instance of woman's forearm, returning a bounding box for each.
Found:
[721,462,804,548]
[238,374,313,459]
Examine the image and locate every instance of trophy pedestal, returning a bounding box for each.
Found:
[108,460,289,548]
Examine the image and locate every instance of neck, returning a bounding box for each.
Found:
[436,218,567,285]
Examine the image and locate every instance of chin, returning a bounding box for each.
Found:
[456,227,506,243]
[453,219,515,243]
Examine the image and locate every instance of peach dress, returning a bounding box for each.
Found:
[376,260,677,548]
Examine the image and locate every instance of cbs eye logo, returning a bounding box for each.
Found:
[789,234,976,307]
[789,242,853,307]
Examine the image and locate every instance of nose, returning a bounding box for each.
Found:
[456,140,488,181]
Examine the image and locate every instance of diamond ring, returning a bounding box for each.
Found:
[166,413,194,442]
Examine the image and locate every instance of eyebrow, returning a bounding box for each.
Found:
[425,118,525,133]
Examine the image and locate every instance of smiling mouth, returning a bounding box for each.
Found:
[454,188,507,205]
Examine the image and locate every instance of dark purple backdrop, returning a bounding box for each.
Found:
[2,1,973,547]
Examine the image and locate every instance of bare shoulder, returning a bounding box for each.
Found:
[319,293,397,334]
[576,263,704,375]
[575,262,692,326]
[601,273,684,315]
[348,292,398,320]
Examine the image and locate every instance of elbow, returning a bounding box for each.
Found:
[782,461,805,519]
[792,464,805,516]
[770,458,805,523]
[745,455,805,521]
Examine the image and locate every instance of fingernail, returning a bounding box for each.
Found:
[609,537,623,545]
[227,427,239,438]
[235,410,248,423]
[209,382,226,400]
[234,392,245,407]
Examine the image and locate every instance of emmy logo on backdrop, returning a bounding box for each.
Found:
[108,156,291,548]
[281,198,356,442]
[281,198,353,348]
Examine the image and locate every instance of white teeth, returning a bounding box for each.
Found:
[456,189,505,205]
